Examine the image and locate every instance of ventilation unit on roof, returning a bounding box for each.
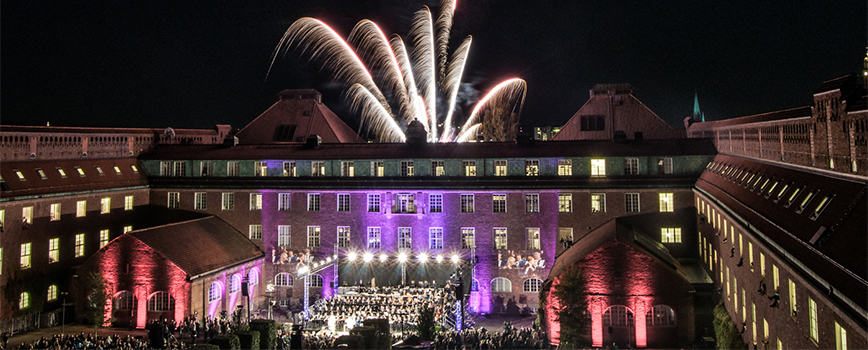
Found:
[81,152,88,158]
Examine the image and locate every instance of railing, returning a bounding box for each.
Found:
[0,312,41,335]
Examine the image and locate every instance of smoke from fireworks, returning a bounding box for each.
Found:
[270,0,527,143]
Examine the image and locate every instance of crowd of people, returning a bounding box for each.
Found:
[497,251,546,274]
[434,325,549,350]
[3,332,150,350]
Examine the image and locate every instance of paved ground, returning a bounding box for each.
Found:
[5,324,149,348]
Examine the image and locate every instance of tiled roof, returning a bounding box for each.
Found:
[129,216,264,278]
[687,106,812,129]
[0,158,147,198]
[697,154,868,311]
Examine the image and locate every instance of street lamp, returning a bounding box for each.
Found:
[265,283,275,320]
[60,292,69,335]
[397,253,408,286]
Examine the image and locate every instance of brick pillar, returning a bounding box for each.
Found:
[136,287,148,329]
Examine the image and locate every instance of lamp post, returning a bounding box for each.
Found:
[266,283,275,320]
[398,253,408,286]
[60,292,69,335]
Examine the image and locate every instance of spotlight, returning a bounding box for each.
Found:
[379,253,388,262]
[363,252,373,263]
[326,257,332,263]
[398,253,408,263]
[451,254,460,264]
[418,253,429,262]
[348,252,357,262]
[436,254,444,263]
[313,262,319,268]
[298,266,309,275]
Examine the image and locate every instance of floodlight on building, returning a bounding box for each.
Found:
[451,254,460,264]
[298,266,309,275]
[379,253,388,262]
[418,253,429,262]
[363,252,374,263]
[436,254,444,263]
[398,253,408,263]
[348,252,357,262]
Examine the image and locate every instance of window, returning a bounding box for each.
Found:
[123,226,132,233]
[494,160,507,176]
[591,193,606,212]
[14,169,26,181]
[463,160,476,176]
[278,193,291,211]
[491,277,512,292]
[166,192,180,209]
[398,227,412,249]
[95,166,105,176]
[748,242,754,270]
[493,194,507,213]
[227,161,240,176]
[100,229,110,248]
[337,193,350,212]
[494,228,508,250]
[306,275,324,288]
[810,194,834,220]
[429,228,444,250]
[591,159,606,176]
[558,193,572,212]
[254,161,267,176]
[75,166,85,177]
[429,194,442,213]
[250,193,262,210]
[604,306,634,327]
[789,279,797,317]
[796,189,818,214]
[659,193,674,212]
[524,278,543,292]
[835,322,848,350]
[367,194,381,212]
[228,275,241,294]
[48,238,59,263]
[312,161,325,176]
[74,233,85,257]
[809,297,818,342]
[307,193,320,211]
[275,273,293,287]
[526,194,539,213]
[208,283,222,302]
[367,227,381,249]
[194,192,207,210]
[580,115,605,131]
[57,167,68,178]
[395,194,415,213]
[773,265,780,291]
[461,194,475,213]
[22,206,33,224]
[661,228,682,243]
[461,228,475,249]
[626,193,640,212]
[100,197,111,214]
[558,159,572,176]
[47,285,58,301]
[370,161,384,177]
[247,269,259,287]
[20,292,30,310]
[200,161,212,176]
[659,158,673,174]
[431,160,445,176]
[337,226,350,248]
[278,226,291,247]
[50,203,61,221]
[20,243,31,268]
[283,161,296,177]
[222,193,235,210]
[525,160,539,176]
[646,305,676,326]
[775,183,791,202]
[624,158,639,175]
[249,225,263,240]
[124,195,134,210]
[307,226,321,247]
[401,161,414,176]
[558,227,573,244]
[341,161,354,177]
[77,200,87,217]
[526,228,540,249]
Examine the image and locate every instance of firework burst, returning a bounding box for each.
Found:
[270,0,527,143]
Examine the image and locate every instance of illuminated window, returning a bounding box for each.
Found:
[50,203,61,221]
[760,252,766,276]
[463,160,476,176]
[398,227,412,249]
[22,206,32,225]
[341,161,354,177]
[337,226,350,248]
[99,229,110,248]
[523,278,543,292]
[659,158,673,174]
[311,161,326,176]
[167,192,180,209]
[810,194,834,220]
[494,228,508,250]
[558,227,573,245]
[250,193,262,210]
[222,193,235,210]
[124,195,133,210]
[35,168,47,180]
[248,270,258,286]
[57,167,67,178]
[171,162,184,177]
[278,225,291,247]
[44,285,58,302]
[835,322,848,350]
[14,169,26,181]
[796,189,818,214]
[809,297,818,342]
[591,193,606,212]
[395,194,415,213]
[591,159,606,176]
[773,265,779,291]
[131,164,139,173]
[431,160,446,176]
[526,228,540,249]
[401,161,414,176]
[307,193,320,211]
[526,194,539,213]
[254,161,267,177]
[306,275,324,288]
[659,193,674,212]
[370,161,384,177]
[558,159,572,176]
[228,275,241,294]
[123,226,132,233]
[429,194,442,213]
[558,193,572,212]
[461,194,474,213]
[491,277,512,292]
[661,228,682,243]
[494,160,507,176]
[337,193,350,212]
[367,227,381,249]
[20,292,30,310]
[789,279,797,317]
[113,166,122,175]
[74,234,85,257]
[48,238,59,263]
[200,161,212,176]
[493,194,507,213]
[429,228,443,250]
[97,166,108,176]
[624,158,639,175]
[278,193,291,211]
[275,273,292,287]
[227,161,239,176]
[461,228,475,249]
[367,194,381,212]
[194,192,207,210]
[148,292,175,311]
[626,193,640,212]
[249,225,263,240]
[646,305,676,326]
[282,161,296,177]
[20,243,32,269]
[75,166,85,177]
[525,160,539,176]
[100,197,111,214]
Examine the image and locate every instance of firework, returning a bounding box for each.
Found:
[271,0,527,143]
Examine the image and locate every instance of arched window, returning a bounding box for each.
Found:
[306,274,324,288]
[248,269,259,286]
[603,305,634,327]
[148,292,175,311]
[523,278,543,293]
[491,277,512,293]
[275,273,293,287]
[646,305,676,327]
[113,291,136,310]
[228,275,241,294]
[471,279,479,292]
[208,282,222,302]
[19,292,30,310]
[47,285,58,301]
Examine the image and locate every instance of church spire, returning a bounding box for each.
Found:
[693,91,705,122]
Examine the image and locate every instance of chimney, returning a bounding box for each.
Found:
[405,119,427,147]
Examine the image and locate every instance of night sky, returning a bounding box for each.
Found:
[2,0,865,131]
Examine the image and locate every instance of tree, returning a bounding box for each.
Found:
[416,307,436,340]
[549,266,588,349]
[713,300,747,350]
[84,272,111,334]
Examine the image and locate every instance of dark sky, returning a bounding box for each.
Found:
[2,0,865,131]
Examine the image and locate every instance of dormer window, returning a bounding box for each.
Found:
[14,170,25,181]
[36,168,47,180]
[57,168,67,178]
[75,166,86,177]
[114,166,122,175]
[795,189,818,214]
[809,194,834,220]
[130,165,139,173]
[785,186,805,208]
[95,166,105,176]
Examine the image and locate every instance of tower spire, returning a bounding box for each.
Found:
[693,91,705,122]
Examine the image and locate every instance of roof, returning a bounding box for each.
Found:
[0,124,225,136]
[139,138,717,160]
[697,154,868,312]
[687,106,812,129]
[128,216,264,278]
[0,158,148,198]
[814,73,858,95]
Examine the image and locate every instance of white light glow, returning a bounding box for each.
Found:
[436,254,444,263]
[451,254,460,263]
[348,252,358,261]
[363,252,374,262]
[379,253,388,262]
[398,253,408,263]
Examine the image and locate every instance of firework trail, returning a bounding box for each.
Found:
[271,0,526,143]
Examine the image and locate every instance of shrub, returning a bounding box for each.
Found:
[209,334,240,350]
[235,330,260,350]
[713,300,747,350]
[249,319,277,350]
